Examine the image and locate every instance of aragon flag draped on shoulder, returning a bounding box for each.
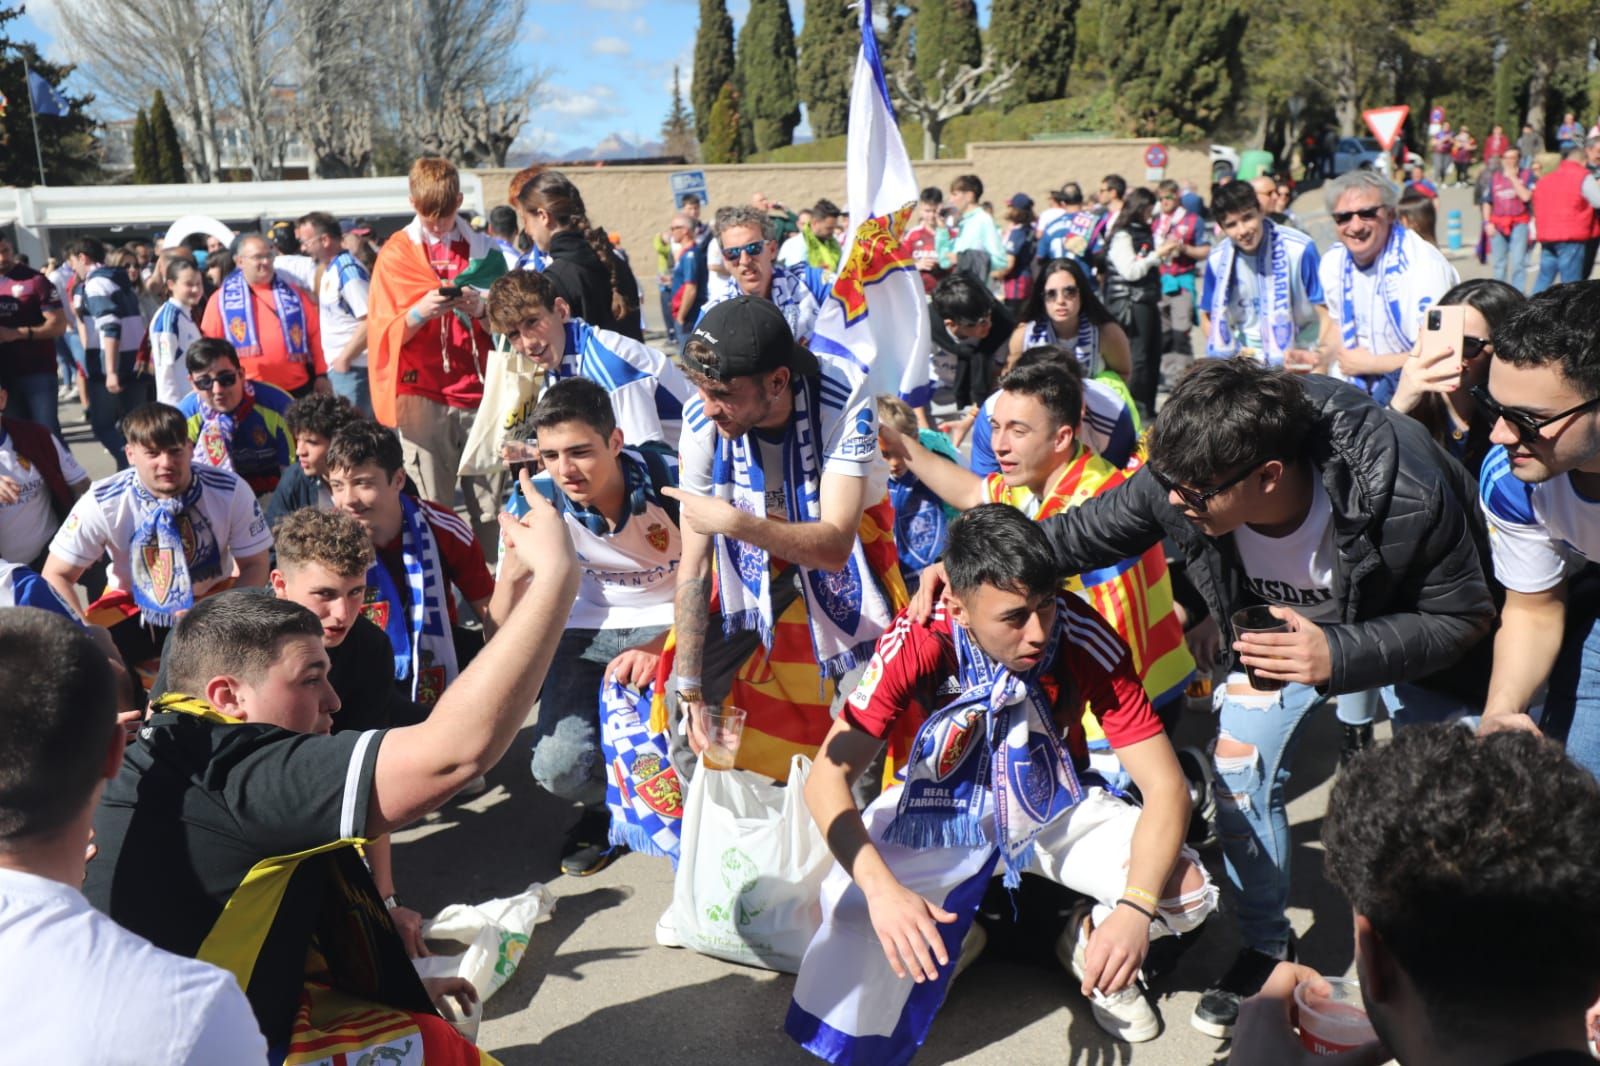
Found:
[808,0,933,411]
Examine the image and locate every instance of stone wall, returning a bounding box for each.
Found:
[475,138,1211,332]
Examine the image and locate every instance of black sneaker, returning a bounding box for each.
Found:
[1190,942,1295,1038]
[559,811,627,877]
[560,840,628,877]
[1340,723,1375,767]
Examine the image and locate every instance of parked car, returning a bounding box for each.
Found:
[1330,137,1423,176]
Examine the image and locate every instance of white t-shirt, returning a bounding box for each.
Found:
[0,425,87,564]
[679,360,888,509]
[1318,227,1458,362]
[317,255,371,369]
[1232,475,1341,623]
[0,867,268,1063]
[777,233,809,268]
[512,444,682,629]
[48,466,273,596]
[1479,445,1600,593]
[551,320,691,449]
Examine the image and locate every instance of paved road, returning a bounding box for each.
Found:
[58,197,1485,1062]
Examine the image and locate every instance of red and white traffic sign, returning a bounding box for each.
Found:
[1363,106,1410,151]
[1144,143,1168,168]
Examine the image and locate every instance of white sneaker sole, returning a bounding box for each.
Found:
[1189,1012,1233,1039]
[654,909,683,948]
[1055,907,1161,1043]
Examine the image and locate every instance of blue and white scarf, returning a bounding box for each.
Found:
[882,611,1085,888]
[1338,223,1412,393]
[1206,219,1295,363]
[707,374,894,678]
[514,245,550,273]
[364,495,459,704]
[219,269,310,364]
[130,474,205,626]
[1024,315,1100,377]
[599,678,684,864]
[328,251,369,317]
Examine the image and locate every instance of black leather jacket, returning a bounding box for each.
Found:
[1038,375,1495,698]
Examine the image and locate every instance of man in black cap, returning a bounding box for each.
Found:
[649,296,900,798]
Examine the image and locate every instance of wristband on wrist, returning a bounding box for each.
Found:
[1122,885,1159,907]
[407,308,425,327]
[383,894,400,910]
[1115,897,1158,923]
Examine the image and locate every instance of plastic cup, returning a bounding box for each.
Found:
[1231,606,1291,692]
[1295,977,1377,1055]
[699,706,746,771]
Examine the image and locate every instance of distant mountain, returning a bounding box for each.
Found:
[504,132,668,166]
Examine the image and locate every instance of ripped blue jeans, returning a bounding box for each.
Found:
[1210,680,1332,958]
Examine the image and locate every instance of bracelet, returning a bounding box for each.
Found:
[406,308,425,327]
[1122,885,1160,907]
[382,894,400,910]
[1115,897,1159,923]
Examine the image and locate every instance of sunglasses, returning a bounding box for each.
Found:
[1148,460,1264,513]
[1470,385,1600,444]
[193,371,240,390]
[1331,205,1385,226]
[1044,286,1080,302]
[1462,335,1491,360]
[721,239,767,261]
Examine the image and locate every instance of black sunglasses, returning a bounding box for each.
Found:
[1148,461,1264,513]
[1043,286,1080,302]
[1331,205,1385,226]
[193,371,240,390]
[1470,385,1600,444]
[1461,335,1491,361]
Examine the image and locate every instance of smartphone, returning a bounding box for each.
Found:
[504,438,541,480]
[437,285,463,299]
[1420,304,1466,377]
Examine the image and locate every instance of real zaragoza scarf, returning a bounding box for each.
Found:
[363,495,459,705]
[1024,314,1101,377]
[1338,221,1412,392]
[129,472,205,626]
[219,269,311,363]
[599,677,684,864]
[882,611,1085,888]
[708,373,895,678]
[982,444,1194,711]
[1207,218,1295,363]
[192,378,257,473]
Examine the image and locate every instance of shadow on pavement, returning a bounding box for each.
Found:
[490,971,813,1066]
[484,886,636,1018]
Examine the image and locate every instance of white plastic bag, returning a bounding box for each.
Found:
[457,344,541,477]
[417,882,556,1003]
[670,754,830,973]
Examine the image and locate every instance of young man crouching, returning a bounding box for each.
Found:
[786,506,1214,1061]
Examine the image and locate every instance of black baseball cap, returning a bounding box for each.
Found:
[682,296,819,381]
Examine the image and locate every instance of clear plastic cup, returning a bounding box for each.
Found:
[1231,605,1291,692]
[1295,976,1377,1055]
[699,706,747,771]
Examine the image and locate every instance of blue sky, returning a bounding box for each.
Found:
[14,0,991,157]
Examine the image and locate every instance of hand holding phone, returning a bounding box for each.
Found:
[437,285,463,299]
[1419,305,1466,379]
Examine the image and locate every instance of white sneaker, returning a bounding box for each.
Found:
[1055,904,1160,1043]
[654,907,683,948]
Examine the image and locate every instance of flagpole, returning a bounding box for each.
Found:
[22,60,48,185]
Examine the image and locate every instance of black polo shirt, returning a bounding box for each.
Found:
[83,697,430,1047]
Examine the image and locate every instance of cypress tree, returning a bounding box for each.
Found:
[661,66,698,159]
[1147,0,1246,137]
[798,0,857,140]
[692,0,737,142]
[989,0,1080,108]
[150,89,186,182]
[703,82,745,163]
[914,0,983,98]
[132,109,156,184]
[735,0,802,151]
[1101,0,1168,135]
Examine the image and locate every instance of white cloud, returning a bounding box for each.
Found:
[631,15,648,34]
[590,36,632,56]
[540,83,625,123]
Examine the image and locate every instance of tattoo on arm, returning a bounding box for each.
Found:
[674,576,711,679]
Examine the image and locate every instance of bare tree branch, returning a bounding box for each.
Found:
[889,54,1020,160]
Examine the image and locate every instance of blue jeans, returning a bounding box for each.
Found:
[1,370,62,437]
[55,334,79,389]
[1331,683,1473,729]
[81,348,150,468]
[1489,223,1530,292]
[1534,241,1586,294]
[328,368,372,417]
[1542,597,1600,780]
[529,623,669,808]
